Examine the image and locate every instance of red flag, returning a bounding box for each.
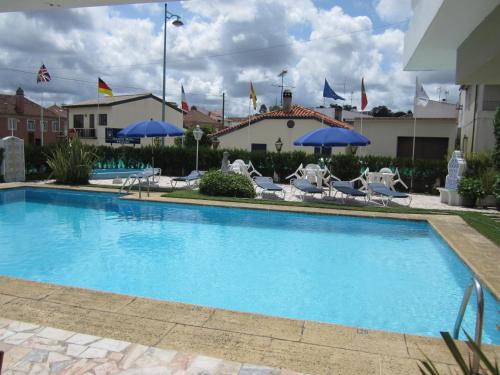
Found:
[181,85,189,112]
[361,78,368,111]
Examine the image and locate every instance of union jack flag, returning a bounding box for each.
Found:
[37,64,51,83]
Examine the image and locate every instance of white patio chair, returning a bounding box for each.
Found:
[350,167,369,191]
[285,163,305,181]
[391,167,408,190]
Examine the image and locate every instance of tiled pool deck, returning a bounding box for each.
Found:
[0,318,300,375]
[0,183,499,375]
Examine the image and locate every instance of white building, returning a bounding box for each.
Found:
[64,93,183,146]
[457,85,500,153]
[404,0,500,153]
[210,91,352,154]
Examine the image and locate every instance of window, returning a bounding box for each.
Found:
[42,120,48,132]
[73,114,84,129]
[396,137,449,160]
[52,120,60,132]
[27,119,36,132]
[482,85,500,111]
[314,147,332,156]
[251,143,267,152]
[99,114,107,126]
[89,114,95,128]
[7,118,17,131]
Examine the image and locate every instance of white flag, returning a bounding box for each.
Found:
[415,77,429,107]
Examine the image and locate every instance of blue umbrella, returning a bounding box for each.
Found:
[294,127,370,147]
[117,119,185,138]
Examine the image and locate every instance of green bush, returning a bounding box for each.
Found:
[458,177,484,206]
[199,170,256,198]
[493,107,500,171]
[46,137,98,185]
[465,152,494,177]
[24,144,448,193]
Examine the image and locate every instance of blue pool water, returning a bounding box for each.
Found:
[0,188,498,344]
[90,168,144,180]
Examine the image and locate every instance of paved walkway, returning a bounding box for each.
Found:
[0,318,302,375]
[88,177,494,213]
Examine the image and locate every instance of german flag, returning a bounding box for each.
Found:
[98,78,113,96]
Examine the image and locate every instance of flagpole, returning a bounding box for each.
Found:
[40,91,44,146]
[248,98,251,150]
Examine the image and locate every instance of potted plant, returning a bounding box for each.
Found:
[477,170,497,208]
[458,177,484,208]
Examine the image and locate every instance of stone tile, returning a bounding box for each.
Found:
[121,297,214,326]
[45,287,134,312]
[23,349,48,363]
[380,356,421,375]
[0,341,14,353]
[186,355,223,374]
[239,363,281,375]
[66,344,88,357]
[302,321,409,358]
[66,333,100,345]
[0,328,15,341]
[117,367,172,375]
[90,338,130,352]
[93,361,119,375]
[108,352,123,362]
[167,351,196,372]
[0,294,16,306]
[204,310,303,341]
[8,321,40,333]
[47,352,72,364]
[2,346,31,368]
[59,358,97,375]
[118,344,149,370]
[158,324,272,364]
[4,332,35,345]
[405,334,471,365]
[0,317,13,328]
[262,339,381,375]
[78,347,108,359]
[133,347,176,368]
[38,327,75,341]
[21,335,66,352]
[0,276,60,300]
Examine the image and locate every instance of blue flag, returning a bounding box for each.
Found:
[323,79,345,100]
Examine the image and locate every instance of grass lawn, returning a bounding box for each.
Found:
[161,189,500,246]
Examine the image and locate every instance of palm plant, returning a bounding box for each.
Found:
[418,331,498,375]
[46,136,98,185]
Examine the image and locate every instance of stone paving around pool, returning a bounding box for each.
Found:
[0,318,302,375]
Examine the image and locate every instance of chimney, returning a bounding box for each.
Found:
[334,105,342,121]
[15,87,24,115]
[282,89,292,112]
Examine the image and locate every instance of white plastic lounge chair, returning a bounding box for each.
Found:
[285,163,305,181]
[253,176,285,199]
[330,181,367,204]
[171,170,205,188]
[229,159,262,179]
[391,168,408,190]
[350,167,369,191]
[368,182,412,207]
[291,178,325,200]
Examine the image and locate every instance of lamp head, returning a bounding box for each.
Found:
[172,17,184,27]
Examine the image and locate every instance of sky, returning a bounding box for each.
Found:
[0,0,459,117]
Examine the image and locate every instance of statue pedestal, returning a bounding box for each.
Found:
[437,188,463,206]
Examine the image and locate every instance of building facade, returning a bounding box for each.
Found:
[0,87,66,145]
[64,93,183,146]
[458,84,500,153]
[210,91,352,154]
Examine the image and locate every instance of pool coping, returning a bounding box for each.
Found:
[0,182,499,375]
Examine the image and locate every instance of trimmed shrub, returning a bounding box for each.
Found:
[24,144,448,193]
[458,177,484,207]
[199,170,256,198]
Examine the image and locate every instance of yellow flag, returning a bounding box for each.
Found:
[249,82,257,110]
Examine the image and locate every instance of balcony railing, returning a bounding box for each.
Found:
[74,128,96,139]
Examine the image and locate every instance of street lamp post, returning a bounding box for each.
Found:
[161,3,183,125]
[274,137,283,153]
[193,125,203,171]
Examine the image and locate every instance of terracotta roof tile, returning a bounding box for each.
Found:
[210,104,352,138]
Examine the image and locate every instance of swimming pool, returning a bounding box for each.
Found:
[90,168,147,179]
[0,187,498,344]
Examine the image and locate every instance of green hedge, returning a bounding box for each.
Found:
[199,170,256,198]
[0,147,3,182]
[24,144,449,193]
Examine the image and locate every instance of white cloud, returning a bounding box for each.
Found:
[374,0,412,23]
[0,1,457,116]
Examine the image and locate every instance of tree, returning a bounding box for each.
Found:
[269,104,281,111]
[371,105,393,117]
[174,124,214,147]
[393,111,407,117]
[259,104,268,114]
[343,104,356,111]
